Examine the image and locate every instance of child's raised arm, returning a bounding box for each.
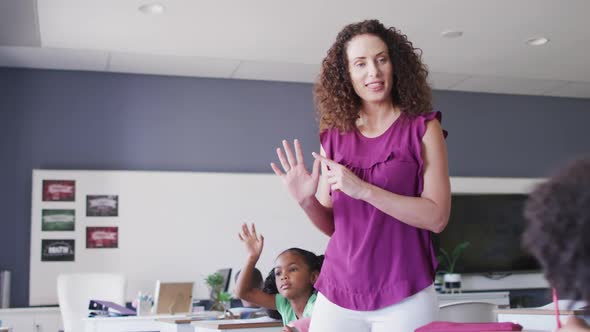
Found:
[235,223,277,310]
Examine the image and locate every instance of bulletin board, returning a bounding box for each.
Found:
[29,169,330,305]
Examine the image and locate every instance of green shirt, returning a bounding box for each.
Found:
[275,292,317,326]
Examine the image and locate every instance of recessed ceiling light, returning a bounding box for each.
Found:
[138,3,165,15]
[526,37,549,46]
[441,30,463,38]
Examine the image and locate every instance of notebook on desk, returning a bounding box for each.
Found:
[89,299,136,316]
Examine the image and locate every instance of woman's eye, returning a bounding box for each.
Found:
[355,62,365,68]
[378,57,387,64]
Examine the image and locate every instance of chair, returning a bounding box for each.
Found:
[439,301,498,323]
[57,273,126,332]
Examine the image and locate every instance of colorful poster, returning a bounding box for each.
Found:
[86,195,119,217]
[86,227,118,248]
[41,239,75,261]
[42,209,75,231]
[42,180,75,201]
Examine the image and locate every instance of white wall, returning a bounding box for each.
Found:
[30,169,329,305]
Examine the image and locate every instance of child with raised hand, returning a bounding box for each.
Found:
[235,223,323,331]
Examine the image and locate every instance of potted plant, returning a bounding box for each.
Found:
[205,272,228,311]
[437,240,470,293]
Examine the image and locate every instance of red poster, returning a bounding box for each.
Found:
[42,180,75,201]
[86,227,118,248]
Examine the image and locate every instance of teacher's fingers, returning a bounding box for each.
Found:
[282,140,297,168]
[276,147,291,172]
[310,158,321,182]
[294,139,305,165]
[326,176,338,185]
[270,162,284,177]
[312,151,337,168]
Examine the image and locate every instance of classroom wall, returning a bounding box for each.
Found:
[1,67,590,307]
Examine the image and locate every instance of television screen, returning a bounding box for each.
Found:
[433,194,541,274]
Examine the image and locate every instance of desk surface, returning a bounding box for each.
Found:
[496,308,590,315]
[84,313,283,332]
[496,307,590,332]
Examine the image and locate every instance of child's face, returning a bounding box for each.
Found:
[274,252,318,300]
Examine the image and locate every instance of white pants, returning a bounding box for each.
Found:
[309,285,439,332]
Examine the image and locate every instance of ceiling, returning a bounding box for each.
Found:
[1,0,589,98]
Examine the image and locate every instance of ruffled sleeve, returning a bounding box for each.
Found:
[416,111,447,140]
[413,111,447,195]
[319,129,334,160]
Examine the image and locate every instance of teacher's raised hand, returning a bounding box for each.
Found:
[271,139,321,205]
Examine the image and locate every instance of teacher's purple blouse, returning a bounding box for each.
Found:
[314,111,446,311]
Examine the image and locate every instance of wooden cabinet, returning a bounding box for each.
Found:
[0,307,62,332]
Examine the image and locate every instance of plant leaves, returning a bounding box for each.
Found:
[205,272,224,287]
[451,241,470,261]
[218,291,232,302]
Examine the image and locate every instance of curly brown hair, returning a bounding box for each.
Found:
[314,19,432,132]
[522,157,590,303]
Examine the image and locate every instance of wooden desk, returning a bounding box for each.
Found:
[496,307,590,331]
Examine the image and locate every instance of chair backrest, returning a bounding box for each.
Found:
[439,301,498,323]
[57,273,126,332]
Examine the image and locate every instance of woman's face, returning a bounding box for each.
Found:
[274,252,317,300]
[346,34,393,105]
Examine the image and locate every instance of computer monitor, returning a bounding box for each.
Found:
[153,281,194,314]
[216,268,232,292]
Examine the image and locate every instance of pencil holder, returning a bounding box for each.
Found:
[137,297,153,316]
[136,292,153,316]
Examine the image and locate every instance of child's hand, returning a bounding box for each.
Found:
[238,223,264,261]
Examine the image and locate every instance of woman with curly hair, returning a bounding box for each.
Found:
[523,157,590,331]
[271,19,450,331]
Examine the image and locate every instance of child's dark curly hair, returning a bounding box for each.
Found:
[314,19,432,133]
[262,268,282,320]
[281,248,325,274]
[522,157,590,303]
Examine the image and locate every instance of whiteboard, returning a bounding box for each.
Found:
[29,169,330,305]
